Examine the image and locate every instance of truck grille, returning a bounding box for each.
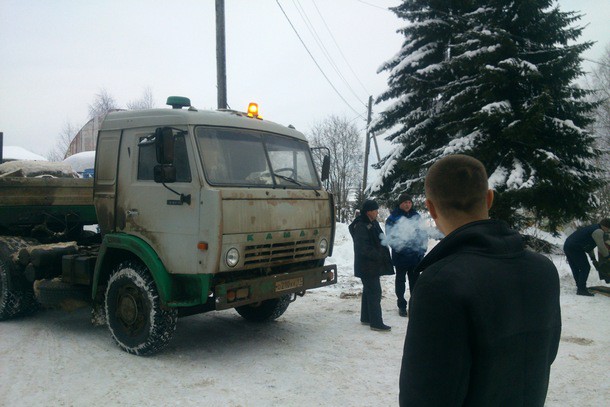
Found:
[244,239,316,265]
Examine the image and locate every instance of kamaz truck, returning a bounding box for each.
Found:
[0,97,337,355]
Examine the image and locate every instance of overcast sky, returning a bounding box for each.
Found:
[0,0,608,158]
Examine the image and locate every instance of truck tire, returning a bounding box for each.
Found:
[235,294,291,322]
[105,261,178,356]
[0,237,40,320]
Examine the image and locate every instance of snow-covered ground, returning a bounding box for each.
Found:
[1,223,608,406]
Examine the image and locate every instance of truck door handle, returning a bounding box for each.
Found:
[126,209,139,218]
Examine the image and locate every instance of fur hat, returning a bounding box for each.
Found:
[361,199,379,213]
[398,192,413,204]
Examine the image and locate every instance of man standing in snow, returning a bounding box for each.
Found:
[399,155,561,406]
[385,192,427,317]
[349,199,394,331]
[563,219,610,296]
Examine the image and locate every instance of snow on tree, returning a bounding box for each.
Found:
[371,0,602,233]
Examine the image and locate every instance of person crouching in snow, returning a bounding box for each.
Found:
[563,218,610,296]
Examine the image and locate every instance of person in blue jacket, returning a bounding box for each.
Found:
[563,219,610,296]
[385,192,428,317]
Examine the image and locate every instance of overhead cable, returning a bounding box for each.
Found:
[312,0,372,96]
[276,0,366,120]
[293,0,368,106]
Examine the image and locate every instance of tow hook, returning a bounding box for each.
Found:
[290,291,306,302]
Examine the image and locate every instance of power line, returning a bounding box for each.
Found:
[356,0,391,11]
[276,0,366,119]
[312,0,371,96]
[293,0,368,106]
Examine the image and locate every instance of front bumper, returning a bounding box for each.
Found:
[214,264,337,310]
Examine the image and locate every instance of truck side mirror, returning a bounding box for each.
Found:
[155,127,175,164]
[154,164,176,183]
[321,155,330,181]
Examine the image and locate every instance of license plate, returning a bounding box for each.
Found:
[275,277,303,292]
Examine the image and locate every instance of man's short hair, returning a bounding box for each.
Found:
[425,154,488,215]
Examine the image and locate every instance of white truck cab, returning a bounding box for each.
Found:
[0,97,336,355]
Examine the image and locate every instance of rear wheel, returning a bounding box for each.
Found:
[105,261,177,356]
[0,237,39,320]
[235,295,291,322]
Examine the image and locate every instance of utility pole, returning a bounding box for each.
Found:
[0,132,3,163]
[362,96,373,196]
[216,0,227,109]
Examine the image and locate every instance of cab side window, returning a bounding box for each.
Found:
[138,133,192,182]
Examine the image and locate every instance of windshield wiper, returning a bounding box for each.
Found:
[272,172,321,196]
[272,172,303,186]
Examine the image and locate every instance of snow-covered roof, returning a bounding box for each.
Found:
[2,146,48,162]
[63,151,95,173]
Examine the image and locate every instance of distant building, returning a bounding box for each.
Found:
[67,110,122,157]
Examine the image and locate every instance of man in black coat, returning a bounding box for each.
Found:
[349,199,394,331]
[399,155,561,406]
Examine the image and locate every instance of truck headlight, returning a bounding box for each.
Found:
[319,238,328,255]
[226,248,240,267]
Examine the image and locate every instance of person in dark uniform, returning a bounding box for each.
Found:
[386,192,428,317]
[399,155,561,407]
[563,219,610,296]
[349,199,394,331]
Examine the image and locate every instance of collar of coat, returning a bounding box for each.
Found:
[414,219,524,275]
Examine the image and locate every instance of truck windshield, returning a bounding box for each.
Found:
[196,127,321,188]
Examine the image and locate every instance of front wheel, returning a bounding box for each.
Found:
[105,261,177,356]
[235,295,291,322]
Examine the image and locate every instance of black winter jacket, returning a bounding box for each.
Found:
[349,214,394,278]
[399,220,561,407]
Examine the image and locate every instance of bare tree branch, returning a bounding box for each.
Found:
[308,115,363,222]
[127,87,155,110]
[47,121,79,161]
[88,88,118,119]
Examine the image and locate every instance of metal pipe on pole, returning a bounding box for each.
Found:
[216,0,227,109]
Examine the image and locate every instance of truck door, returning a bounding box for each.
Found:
[115,127,200,275]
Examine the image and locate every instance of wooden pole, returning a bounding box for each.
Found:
[216,0,227,109]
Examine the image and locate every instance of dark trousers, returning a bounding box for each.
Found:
[360,275,383,327]
[564,245,590,290]
[395,264,420,310]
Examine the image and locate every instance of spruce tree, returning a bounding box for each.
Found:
[371,0,601,233]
